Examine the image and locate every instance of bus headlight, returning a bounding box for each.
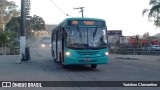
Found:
[66,51,71,56]
[50,44,51,47]
[41,44,45,47]
[104,52,109,55]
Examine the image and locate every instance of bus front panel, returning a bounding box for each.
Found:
[63,48,108,65]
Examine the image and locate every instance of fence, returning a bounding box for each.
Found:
[109,48,160,55]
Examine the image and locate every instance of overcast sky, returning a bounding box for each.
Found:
[9,0,160,36]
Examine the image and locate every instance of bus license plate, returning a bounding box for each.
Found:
[85,58,91,62]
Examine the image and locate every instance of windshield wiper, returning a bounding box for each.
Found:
[76,25,82,39]
[93,26,99,41]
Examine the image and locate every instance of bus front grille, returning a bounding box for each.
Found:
[76,51,99,56]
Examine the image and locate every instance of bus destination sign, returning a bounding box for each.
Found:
[67,20,106,27]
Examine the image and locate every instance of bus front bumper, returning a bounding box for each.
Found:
[64,56,108,65]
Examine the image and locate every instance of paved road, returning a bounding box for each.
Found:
[0,47,160,90]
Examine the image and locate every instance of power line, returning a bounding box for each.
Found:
[49,0,72,17]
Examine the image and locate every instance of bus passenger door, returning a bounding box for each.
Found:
[61,28,65,64]
[57,28,62,63]
[56,30,60,63]
[51,31,58,62]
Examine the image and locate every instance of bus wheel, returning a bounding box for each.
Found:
[52,51,57,63]
[58,52,62,63]
[54,59,57,63]
[91,64,97,69]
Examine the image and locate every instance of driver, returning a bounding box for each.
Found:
[97,36,106,46]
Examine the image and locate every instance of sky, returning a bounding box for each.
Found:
[8,0,160,36]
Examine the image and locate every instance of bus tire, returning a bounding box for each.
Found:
[52,51,57,63]
[91,64,97,69]
[59,52,62,63]
[63,64,70,69]
[63,65,67,68]
[54,58,58,63]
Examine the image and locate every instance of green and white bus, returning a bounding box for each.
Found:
[51,18,108,68]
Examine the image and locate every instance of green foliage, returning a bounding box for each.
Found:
[31,15,45,31]
[5,17,21,35]
[0,0,20,30]
[143,0,160,27]
[0,31,19,55]
[0,32,6,45]
[0,31,17,46]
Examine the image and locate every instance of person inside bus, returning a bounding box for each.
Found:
[96,36,106,46]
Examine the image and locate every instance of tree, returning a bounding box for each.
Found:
[5,15,46,38]
[143,32,150,38]
[0,0,20,31]
[143,0,160,27]
[31,15,45,31]
[5,16,21,35]
[134,35,142,48]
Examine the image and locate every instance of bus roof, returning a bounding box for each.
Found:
[52,17,106,32]
[64,18,106,26]
[56,17,106,26]
[64,17,106,21]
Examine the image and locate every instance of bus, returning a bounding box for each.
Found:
[51,18,108,68]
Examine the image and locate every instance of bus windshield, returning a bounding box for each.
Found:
[66,27,107,49]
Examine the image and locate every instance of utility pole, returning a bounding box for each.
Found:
[74,7,85,18]
[19,0,31,63]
